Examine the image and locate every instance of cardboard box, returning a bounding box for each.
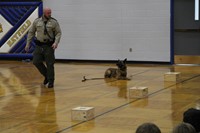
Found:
[128,87,148,98]
[71,107,95,121]
[164,72,180,81]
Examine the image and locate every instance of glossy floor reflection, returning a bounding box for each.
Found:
[0,61,200,133]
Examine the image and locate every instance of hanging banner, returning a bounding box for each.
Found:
[0,2,43,58]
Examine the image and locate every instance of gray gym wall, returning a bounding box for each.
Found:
[43,0,170,62]
[174,0,200,56]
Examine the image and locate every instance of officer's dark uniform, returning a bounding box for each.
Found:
[26,16,61,87]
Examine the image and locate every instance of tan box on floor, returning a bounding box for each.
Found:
[164,72,180,81]
[71,107,95,121]
[128,87,148,98]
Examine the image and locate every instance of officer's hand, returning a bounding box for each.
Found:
[52,43,58,50]
[25,45,29,53]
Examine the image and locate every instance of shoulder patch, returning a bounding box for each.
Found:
[51,17,57,21]
[35,17,41,20]
[34,17,41,22]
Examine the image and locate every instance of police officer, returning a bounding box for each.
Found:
[25,7,62,88]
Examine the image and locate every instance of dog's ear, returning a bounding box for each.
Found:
[123,58,127,63]
[116,59,120,66]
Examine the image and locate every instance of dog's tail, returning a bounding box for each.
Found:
[82,76,105,82]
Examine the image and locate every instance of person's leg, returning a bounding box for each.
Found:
[33,46,48,84]
[44,46,55,88]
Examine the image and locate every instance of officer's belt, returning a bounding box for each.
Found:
[34,40,53,46]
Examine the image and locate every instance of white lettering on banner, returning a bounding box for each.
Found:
[7,20,31,47]
[0,7,39,53]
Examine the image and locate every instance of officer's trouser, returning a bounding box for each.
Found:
[33,45,55,83]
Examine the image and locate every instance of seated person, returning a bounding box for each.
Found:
[135,122,161,133]
[183,99,200,132]
[172,122,196,133]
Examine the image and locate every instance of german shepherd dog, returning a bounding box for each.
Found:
[82,58,129,82]
[104,58,127,79]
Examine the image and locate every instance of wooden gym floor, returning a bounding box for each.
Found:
[0,60,200,133]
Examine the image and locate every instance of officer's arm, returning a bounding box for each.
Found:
[26,19,37,48]
[54,22,62,44]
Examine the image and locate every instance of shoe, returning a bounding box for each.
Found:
[43,78,48,85]
[48,83,54,88]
